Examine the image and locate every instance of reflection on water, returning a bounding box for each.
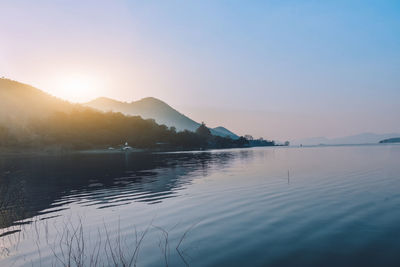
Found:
[1,145,400,266]
[0,151,236,229]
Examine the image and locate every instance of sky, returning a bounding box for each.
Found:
[1,0,399,141]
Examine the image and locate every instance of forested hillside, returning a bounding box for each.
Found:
[0,78,274,151]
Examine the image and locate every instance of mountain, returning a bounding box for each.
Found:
[379,138,400,144]
[85,97,239,139]
[0,78,249,151]
[212,127,239,139]
[0,78,78,126]
[293,133,400,146]
[0,78,239,139]
[85,97,199,131]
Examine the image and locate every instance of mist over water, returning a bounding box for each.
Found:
[1,145,400,266]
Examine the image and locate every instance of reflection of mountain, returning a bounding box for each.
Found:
[0,151,238,229]
[85,97,239,139]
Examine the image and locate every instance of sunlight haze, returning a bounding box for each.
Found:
[1,0,399,140]
[2,2,400,266]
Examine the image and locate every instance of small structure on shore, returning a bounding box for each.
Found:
[122,142,133,151]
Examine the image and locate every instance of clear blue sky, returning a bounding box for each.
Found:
[1,0,399,140]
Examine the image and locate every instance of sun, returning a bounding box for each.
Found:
[54,74,98,103]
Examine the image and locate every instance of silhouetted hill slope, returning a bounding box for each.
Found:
[379,137,400,144]
[85,97,239,139]
[0,78,239,139]
[0,78,78,126]
[0,78,263,150]
[212,126,239,139]
[86,96,199,131]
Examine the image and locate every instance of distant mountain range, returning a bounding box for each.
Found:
[293,132,400,146]
[85,97,239,139]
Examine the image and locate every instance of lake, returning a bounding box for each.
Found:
[1,144,400,266]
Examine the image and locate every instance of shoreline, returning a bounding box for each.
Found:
[0,145,280,157]
[4,143,397,157]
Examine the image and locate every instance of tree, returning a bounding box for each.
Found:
[284,141,290,146]
[236,136,249,147]
[244,135,254,141]
[195,122,211,137]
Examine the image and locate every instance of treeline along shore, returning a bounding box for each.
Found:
[0,109,276,152]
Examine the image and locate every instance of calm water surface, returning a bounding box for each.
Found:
[1,145,400,266]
